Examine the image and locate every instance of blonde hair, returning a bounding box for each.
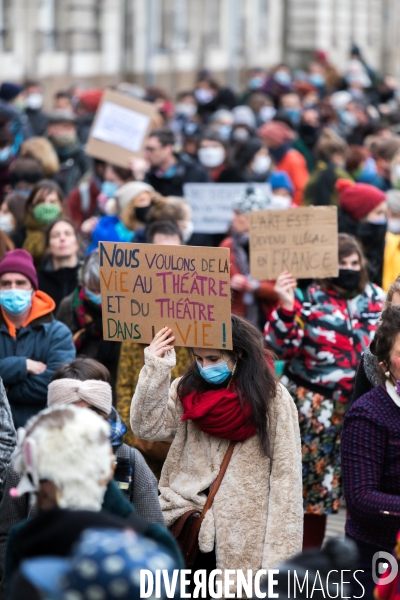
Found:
[120,192,165,232]
[20,137,60,177]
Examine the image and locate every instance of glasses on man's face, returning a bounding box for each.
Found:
[144,146,160,153]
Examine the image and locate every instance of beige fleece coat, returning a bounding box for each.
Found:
[130,348,303,578]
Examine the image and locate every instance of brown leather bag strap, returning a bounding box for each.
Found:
[195,440,236,533]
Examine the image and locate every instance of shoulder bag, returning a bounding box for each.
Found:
[169,440,236,567]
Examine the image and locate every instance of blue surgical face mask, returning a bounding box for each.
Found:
[274,71,292,86]
[0,146,12,163]
[218,125,232,140]
[197,360,232,385]
[283,108,302,126]
[309,73,326,87]
[0,289,32,316]
[368,216,387,225]
[84,287,102,305]
[12,188,30,197]
[101,181,119,199]
[248,76,264,90]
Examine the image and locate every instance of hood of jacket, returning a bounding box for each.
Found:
[1,289,55,337]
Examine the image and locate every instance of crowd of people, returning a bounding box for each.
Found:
[0,44,400,597]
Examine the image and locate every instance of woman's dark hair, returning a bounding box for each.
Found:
[26,179,65,210]
[146,220,183,243]
[9,158,44,185]
[370,306,400,383]
[108,164,133,183]
[51,358,111,383]
[318,233,368,294]
[230,138,262,170]
[44,217,82,254]
[4,191,28,228]
[198,129,228,151]
[177,314,277,457]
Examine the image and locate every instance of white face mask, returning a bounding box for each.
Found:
[176,103,197,118]
[259,106,276,122]
[25,93,43,110]
[252,154,272,174]
[181,220,194,243]
[394,164,400,180]
[232,127,250,142]
[0,213,14,233]
[198,146,225,168]
[270,194,291,209]
[388,217,400,234]
[194,88,213,104]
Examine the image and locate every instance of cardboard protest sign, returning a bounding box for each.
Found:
[183,183,271,234]
[86,89,160,168]
[249,206,338,280]
[99,242,232,349]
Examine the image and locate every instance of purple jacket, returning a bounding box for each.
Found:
[341,384,400,550]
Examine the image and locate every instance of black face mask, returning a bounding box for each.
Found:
[269,143,291,163]
[135,205,151,223]
[356,221,387,246]
[299,124,321,148]
[330,269,360,291]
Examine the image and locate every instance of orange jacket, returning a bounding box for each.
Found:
[1,290,56,338]
[276,149,309,206]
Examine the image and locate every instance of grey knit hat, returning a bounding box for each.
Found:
[233,185,269,214]
[387,189,400,216]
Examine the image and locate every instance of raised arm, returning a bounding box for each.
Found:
[130,328,184,441]
[264,271,304,359]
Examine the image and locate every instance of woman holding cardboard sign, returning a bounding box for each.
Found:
[265,233,385,550]
[130,315,303,585]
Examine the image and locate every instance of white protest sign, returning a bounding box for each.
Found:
[183,183,271,234]
[91,101,150,153]
[86,89,160,168]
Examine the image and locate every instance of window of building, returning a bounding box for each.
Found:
[37,0,67,53]
[207,0,221,47]
[66,0,102,53]
[0,0,13,52]
[257,0,269,46]
[159,0,189,52]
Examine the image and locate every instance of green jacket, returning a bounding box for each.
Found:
[303,161,353,206]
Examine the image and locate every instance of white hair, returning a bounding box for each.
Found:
[81,250,100,289]
[13,405,113,511]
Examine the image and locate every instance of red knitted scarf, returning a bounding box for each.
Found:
[181,385,257,442]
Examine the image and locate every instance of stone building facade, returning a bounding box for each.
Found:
[0,0,397,97]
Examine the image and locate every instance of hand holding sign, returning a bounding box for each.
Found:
[148,327,175,357]
[274,271,297,311]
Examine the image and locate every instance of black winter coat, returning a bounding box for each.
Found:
[25,109,49,137]
[144,153,209,196]
[38,258,81,310]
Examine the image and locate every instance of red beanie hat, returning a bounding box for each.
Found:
[79,89,104,113]
[258,121,296,147]
[335,179,386,221]
[0,249,38,289]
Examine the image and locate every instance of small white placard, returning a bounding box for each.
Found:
[91,101,151,153]
[183,183,272,234]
